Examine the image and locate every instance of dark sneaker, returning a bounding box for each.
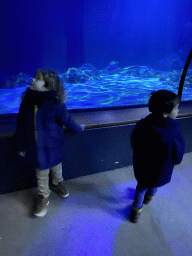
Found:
[51,181,69,198]
[34,194,49,217]
[143,195,153,204]
[130,206,143,223]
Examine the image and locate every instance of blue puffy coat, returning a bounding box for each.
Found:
[15,88,83,170]
[131,113,185,187]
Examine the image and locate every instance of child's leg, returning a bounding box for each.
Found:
[130,184,147,223]
[34,168,50,217]
[143,187,157,204]
[51,163,63,185]
[35,169,51,198]
[133,184,148,209]
[146,187,157,197]
[51,163,69,198]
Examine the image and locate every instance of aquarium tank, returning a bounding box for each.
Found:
[0,0,192,114]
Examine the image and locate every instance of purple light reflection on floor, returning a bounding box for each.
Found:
[22,180,136,256]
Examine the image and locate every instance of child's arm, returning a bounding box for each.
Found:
[172,125,185,165]
[130,119,144,149]
[56,103,84,133]
[15,101,27,153]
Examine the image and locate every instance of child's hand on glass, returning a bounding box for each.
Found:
[80,124,85,130]
[19,151,26,157]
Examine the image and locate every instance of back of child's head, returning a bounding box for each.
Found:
[35,69,66,103]
[148,89,180,115]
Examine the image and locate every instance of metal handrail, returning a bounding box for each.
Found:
[178,48,192,100]
[84,113,192,129]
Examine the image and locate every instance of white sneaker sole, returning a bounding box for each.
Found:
[34,201,49,217]
[52,186,69,198]
[61,192,69,198]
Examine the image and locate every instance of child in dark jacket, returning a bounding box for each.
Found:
[15,69,84,217]
[130,89,185,223]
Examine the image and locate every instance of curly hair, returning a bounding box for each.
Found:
[21,69,66,103]
[148,89,180,115]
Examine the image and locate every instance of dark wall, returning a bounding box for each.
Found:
[0,116,192,194]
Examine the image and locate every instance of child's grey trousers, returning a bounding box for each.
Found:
[35,162,63,198]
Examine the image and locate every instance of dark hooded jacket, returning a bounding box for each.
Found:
[130,113,185,187]
[15,88,83,170]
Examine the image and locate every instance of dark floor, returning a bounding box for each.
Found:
[1,152,192,256]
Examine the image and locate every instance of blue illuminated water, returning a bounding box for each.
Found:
[0,74,192,114]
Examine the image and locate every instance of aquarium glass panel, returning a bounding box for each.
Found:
[0,0,191,114]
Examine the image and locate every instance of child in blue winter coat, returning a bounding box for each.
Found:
[15,69,84,217]
[130,89,185,223]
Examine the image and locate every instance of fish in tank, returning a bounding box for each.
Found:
[0,0,192,114]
